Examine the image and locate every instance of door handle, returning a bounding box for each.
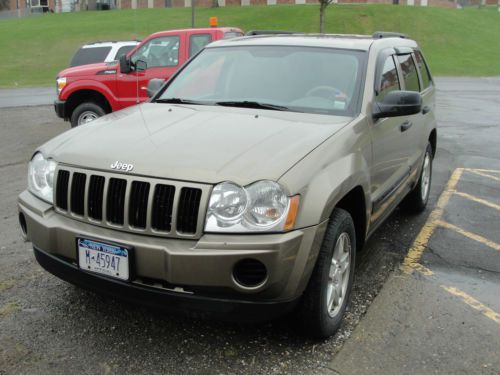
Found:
[422,106,431,115]
[400,121,413,132]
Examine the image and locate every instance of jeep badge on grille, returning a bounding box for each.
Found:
[110,161,134,172]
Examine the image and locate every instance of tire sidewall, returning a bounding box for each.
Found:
[317,213,357,332]
[419,143,433,207]
[70,102,105,127]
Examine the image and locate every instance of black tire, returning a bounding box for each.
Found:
[402,142,433,213]
[297,208,356,339]
[70,102,106,128]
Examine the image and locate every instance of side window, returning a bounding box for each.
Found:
[131,36,180,69]
[397,54,420,92]
[189,34,212,58]
[377,55,400,101]
[70,47,111,67]
[114,45,136,61]
[414,51,432,91]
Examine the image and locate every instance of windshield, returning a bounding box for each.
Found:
[158,45,366,116]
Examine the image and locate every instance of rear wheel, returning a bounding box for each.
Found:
[297,208,356,339]
[70,102,106,127]
[402,142,433,213]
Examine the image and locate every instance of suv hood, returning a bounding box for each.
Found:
[40,103,352,186]
[58,61,118,78]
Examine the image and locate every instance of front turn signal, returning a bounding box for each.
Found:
[284,195,300,231]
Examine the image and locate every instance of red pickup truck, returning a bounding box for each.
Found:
[54,27,243,127]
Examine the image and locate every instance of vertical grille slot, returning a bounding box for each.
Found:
[106,178,127,225]
[88,175,105,221]
[70,172,87,215]
[129,181,150,229]
[55,170,70,210]
[151,184,175,232]
[177,187,202,234]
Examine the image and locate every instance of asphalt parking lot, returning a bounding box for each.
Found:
[0,78,499,374]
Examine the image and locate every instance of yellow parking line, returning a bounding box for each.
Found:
[464,168,500,174]
[467,169,500,182]
[437,220,500,251]
[401,168,464,275]
[454,191,500,211]
[441,286,500,324]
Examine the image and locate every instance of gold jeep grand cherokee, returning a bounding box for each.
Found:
[18,32,436,338]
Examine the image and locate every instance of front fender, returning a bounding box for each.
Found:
[60,79,118,111]
[279,118,372,231]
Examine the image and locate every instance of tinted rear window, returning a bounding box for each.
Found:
[114,45,136,61]
[70,47,112,67]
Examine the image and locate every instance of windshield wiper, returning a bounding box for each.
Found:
[216,100,289,111]
[155,98,206,105]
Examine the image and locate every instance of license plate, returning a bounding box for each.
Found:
[77,238,130,281]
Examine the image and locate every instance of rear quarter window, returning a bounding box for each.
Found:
[70,47,112,67]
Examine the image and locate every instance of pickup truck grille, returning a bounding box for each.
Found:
[54,166,210,239]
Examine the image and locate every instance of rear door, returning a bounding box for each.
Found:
[395,52,425,175]
[414,49,436,157]
[116,33,185,109]
[370,51,411,222]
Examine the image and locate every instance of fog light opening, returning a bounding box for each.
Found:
[19,212,28,240]
[232,259,268,289]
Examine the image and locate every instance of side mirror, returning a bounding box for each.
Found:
[147,78,165,98]
[119,55,131,74]
[135,59,147,73]
[373,90,422,119]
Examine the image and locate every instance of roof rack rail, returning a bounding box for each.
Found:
[372,31,408,39]
[245,30,296,36]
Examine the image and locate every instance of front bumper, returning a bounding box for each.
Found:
[18,190,327,320]
[54,100,67,119]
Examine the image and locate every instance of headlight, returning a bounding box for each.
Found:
[205,180,300,233]
[56,77,66,95]
[28,153,57,204]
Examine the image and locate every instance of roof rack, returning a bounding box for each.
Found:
[245,30,296,36]
[372,32,407,39]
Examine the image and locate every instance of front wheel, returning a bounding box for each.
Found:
[70,102,106,127]
[402,142,433,213]
[297,208,356,339]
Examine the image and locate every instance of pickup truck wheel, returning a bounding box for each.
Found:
[70,102,106,127]
[297,208,356,339]
[402,142,433,213]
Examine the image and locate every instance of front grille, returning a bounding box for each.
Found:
[88,175,105,220]
[70,172,86,216]
[151,184,175,232]
[177,187,202,234]
[129,181,150,229]
[55,170,70,210]
[54,167,208,238]
[106,178,127,225]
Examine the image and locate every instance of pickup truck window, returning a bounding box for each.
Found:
[189,34,212,58]
[397,54,420,92]
[131,36,180,68]
[159,46,365,116]
[377,55,400,101]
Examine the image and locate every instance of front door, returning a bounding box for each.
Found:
[117,34,184,109]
